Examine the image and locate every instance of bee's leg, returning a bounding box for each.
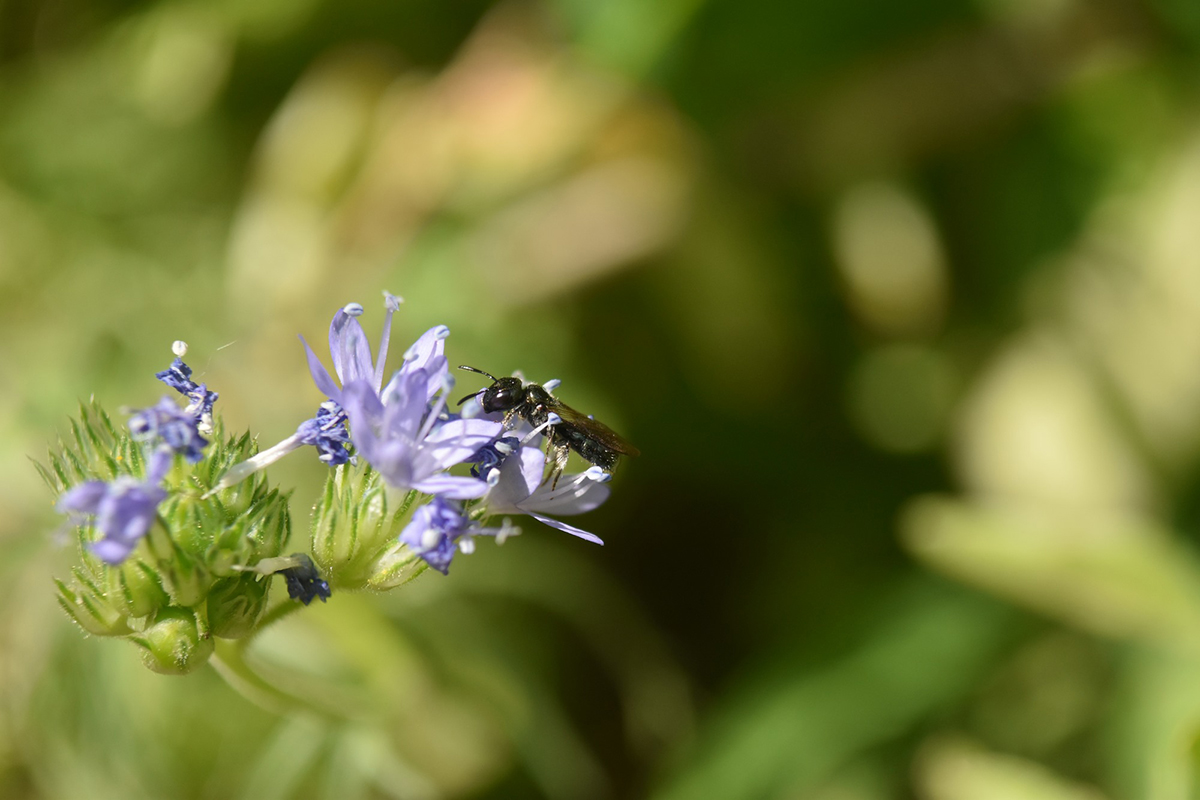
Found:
[502,410,518,429]
[543,432,571,489]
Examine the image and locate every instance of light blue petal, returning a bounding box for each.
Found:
[412,474,490,499]
[422,418,505,469]
[91,538,137,564]
[58,481,108,514]
[528,512,604,545]
[341,380,387,464]
[380,368,429,442]
[300,335,342,403]
[329,308,374,387]
[516,446,545,497]
[525,479,611,516]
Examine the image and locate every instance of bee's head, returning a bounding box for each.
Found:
[457,366,524,412]
[480,376,524,413]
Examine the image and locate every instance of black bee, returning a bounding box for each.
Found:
[458,366,639,487]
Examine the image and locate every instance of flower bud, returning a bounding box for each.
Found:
[366,542,426,591]
[206,573,269,639]
[107,558,170,619]
[154,542,210,608]
[313,464,413,590]
[132,606,213,675]
[55,578,131,637]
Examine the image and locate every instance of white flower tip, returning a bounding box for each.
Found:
[433,325,450,340]
[545,412,562,426]
[383,292,403,311]
[580,465,609,484]
[543,378,561,392]
[584,466,611,483]
[486,468,501,487]
[458,538,476,555]
[240,555,305,575]
[495,439,514,456]
[343,302,365,317]
[171,340,188,358]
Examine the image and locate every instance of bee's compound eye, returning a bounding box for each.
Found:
[482,385,519,412]
[495,387,520,409]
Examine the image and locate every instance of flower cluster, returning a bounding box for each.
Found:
[44,292,624,676]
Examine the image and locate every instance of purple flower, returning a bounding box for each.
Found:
[58,448,172,564]
[128,397,208,463]
[466,434,519,479]
[302,293,408,406]
[294,403,352,466]
[212,294,447,492]
[481,444,610,544]
[155,355,218,430]
[399,497,515,574]
[340,366,503,499]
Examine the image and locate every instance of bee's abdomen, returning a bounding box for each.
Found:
[560,425,619,470]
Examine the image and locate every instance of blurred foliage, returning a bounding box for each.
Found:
[6,0,1200,797]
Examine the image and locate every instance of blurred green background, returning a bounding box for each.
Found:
[5,0,1200,797]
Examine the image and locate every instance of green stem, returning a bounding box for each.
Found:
[209,600,322,714]
[250,599,304,641]
[209,639,315,716]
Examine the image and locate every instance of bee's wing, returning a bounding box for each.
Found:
[552,401,640,456]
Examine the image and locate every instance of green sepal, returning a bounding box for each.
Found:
[206,573,270,640]
[55,578,131,637]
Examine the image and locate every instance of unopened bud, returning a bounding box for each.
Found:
[312,463,410,590]
[108,559,170,619]
[366,542,426,591]
[206,574,269,639]
[132,606,213,675]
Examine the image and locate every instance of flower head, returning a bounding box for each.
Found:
[399,497,515,574]
[58,447,172,564]
[341,365,502,499]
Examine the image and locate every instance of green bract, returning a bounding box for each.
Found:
[310,462,425,591]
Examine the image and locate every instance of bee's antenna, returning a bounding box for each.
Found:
[458,365,499,382]
[456,390,483,406]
